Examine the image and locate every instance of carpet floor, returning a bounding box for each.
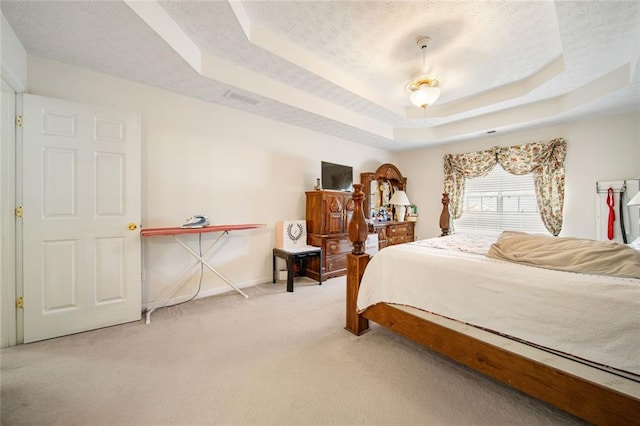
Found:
[1,276,586,425]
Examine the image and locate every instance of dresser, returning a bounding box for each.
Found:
[305,190,354,279]
[369,221,415,249]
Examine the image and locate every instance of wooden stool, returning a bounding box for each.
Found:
[272,247,322,292]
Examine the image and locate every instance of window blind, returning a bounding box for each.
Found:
[454,165,549,234]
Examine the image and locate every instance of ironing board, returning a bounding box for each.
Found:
[141,224,265,323]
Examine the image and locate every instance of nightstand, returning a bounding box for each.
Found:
[272,247,323,292]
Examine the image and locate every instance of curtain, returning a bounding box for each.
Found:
[443,138,566,236]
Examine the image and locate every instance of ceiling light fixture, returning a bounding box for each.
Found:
[407,37,440,109]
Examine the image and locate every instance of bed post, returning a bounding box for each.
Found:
[345,183,370,335]
[440,193,450,236]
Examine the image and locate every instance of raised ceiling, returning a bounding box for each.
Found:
[2,1,639,151]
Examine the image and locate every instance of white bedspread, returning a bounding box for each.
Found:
[357,235,640,377]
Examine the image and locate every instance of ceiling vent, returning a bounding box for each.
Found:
[222,90,260,106]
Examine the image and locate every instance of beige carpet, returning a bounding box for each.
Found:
[1,276,585,425]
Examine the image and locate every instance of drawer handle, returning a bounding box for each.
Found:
[330,244,337,250]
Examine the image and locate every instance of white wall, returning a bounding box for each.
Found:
[26,56,396,306]
[399,112,640,240]
[0,12,27,91]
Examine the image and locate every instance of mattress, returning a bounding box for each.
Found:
[356,234,640,380]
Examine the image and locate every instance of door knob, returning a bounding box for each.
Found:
[128,223,137,230]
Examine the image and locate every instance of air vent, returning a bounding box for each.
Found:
[222,90,260,106]
[487,130,497,134]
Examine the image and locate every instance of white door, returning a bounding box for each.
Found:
[22,94,141,343]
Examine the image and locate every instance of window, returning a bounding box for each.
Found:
[454,165,549,234]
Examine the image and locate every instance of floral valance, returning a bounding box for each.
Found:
[443,138,566,236]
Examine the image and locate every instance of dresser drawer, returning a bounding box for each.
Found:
[388,235,412,245]
[388,224,411,236]
[326,254,347,273]
[324,237,352,256]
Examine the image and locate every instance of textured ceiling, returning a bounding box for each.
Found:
[2,0,639,152]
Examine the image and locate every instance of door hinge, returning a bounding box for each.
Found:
[16,297,24,309]
[16,114,23,127]
[15,206,23,218]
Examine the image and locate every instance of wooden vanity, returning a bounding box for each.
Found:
[360,163,415,251]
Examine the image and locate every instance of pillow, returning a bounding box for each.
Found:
[488,231,640,279]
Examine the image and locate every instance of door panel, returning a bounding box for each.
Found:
[43,148,77,216]
[95,152,124,215]
[95,237,125,303]
[325,195,345,234]
[43,240,77,312]
[22,94,141,343]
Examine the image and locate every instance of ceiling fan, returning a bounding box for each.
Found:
[406,37,441,109]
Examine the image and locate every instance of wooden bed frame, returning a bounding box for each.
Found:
[345,183,640,425]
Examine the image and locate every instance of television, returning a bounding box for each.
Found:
[321,161,353,192]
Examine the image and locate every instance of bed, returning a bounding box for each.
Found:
[345,184,640,425]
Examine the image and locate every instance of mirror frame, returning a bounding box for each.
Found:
[360,163,407,219]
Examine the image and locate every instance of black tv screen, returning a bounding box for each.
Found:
[321,161,353,192]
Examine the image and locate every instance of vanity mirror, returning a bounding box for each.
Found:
[360,163,414,250]
[360,163,407,220]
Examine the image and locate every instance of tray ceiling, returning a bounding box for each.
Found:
[2,0,639,151]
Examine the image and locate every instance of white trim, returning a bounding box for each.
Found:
[14,93,23,345]
[0,77,17,347]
